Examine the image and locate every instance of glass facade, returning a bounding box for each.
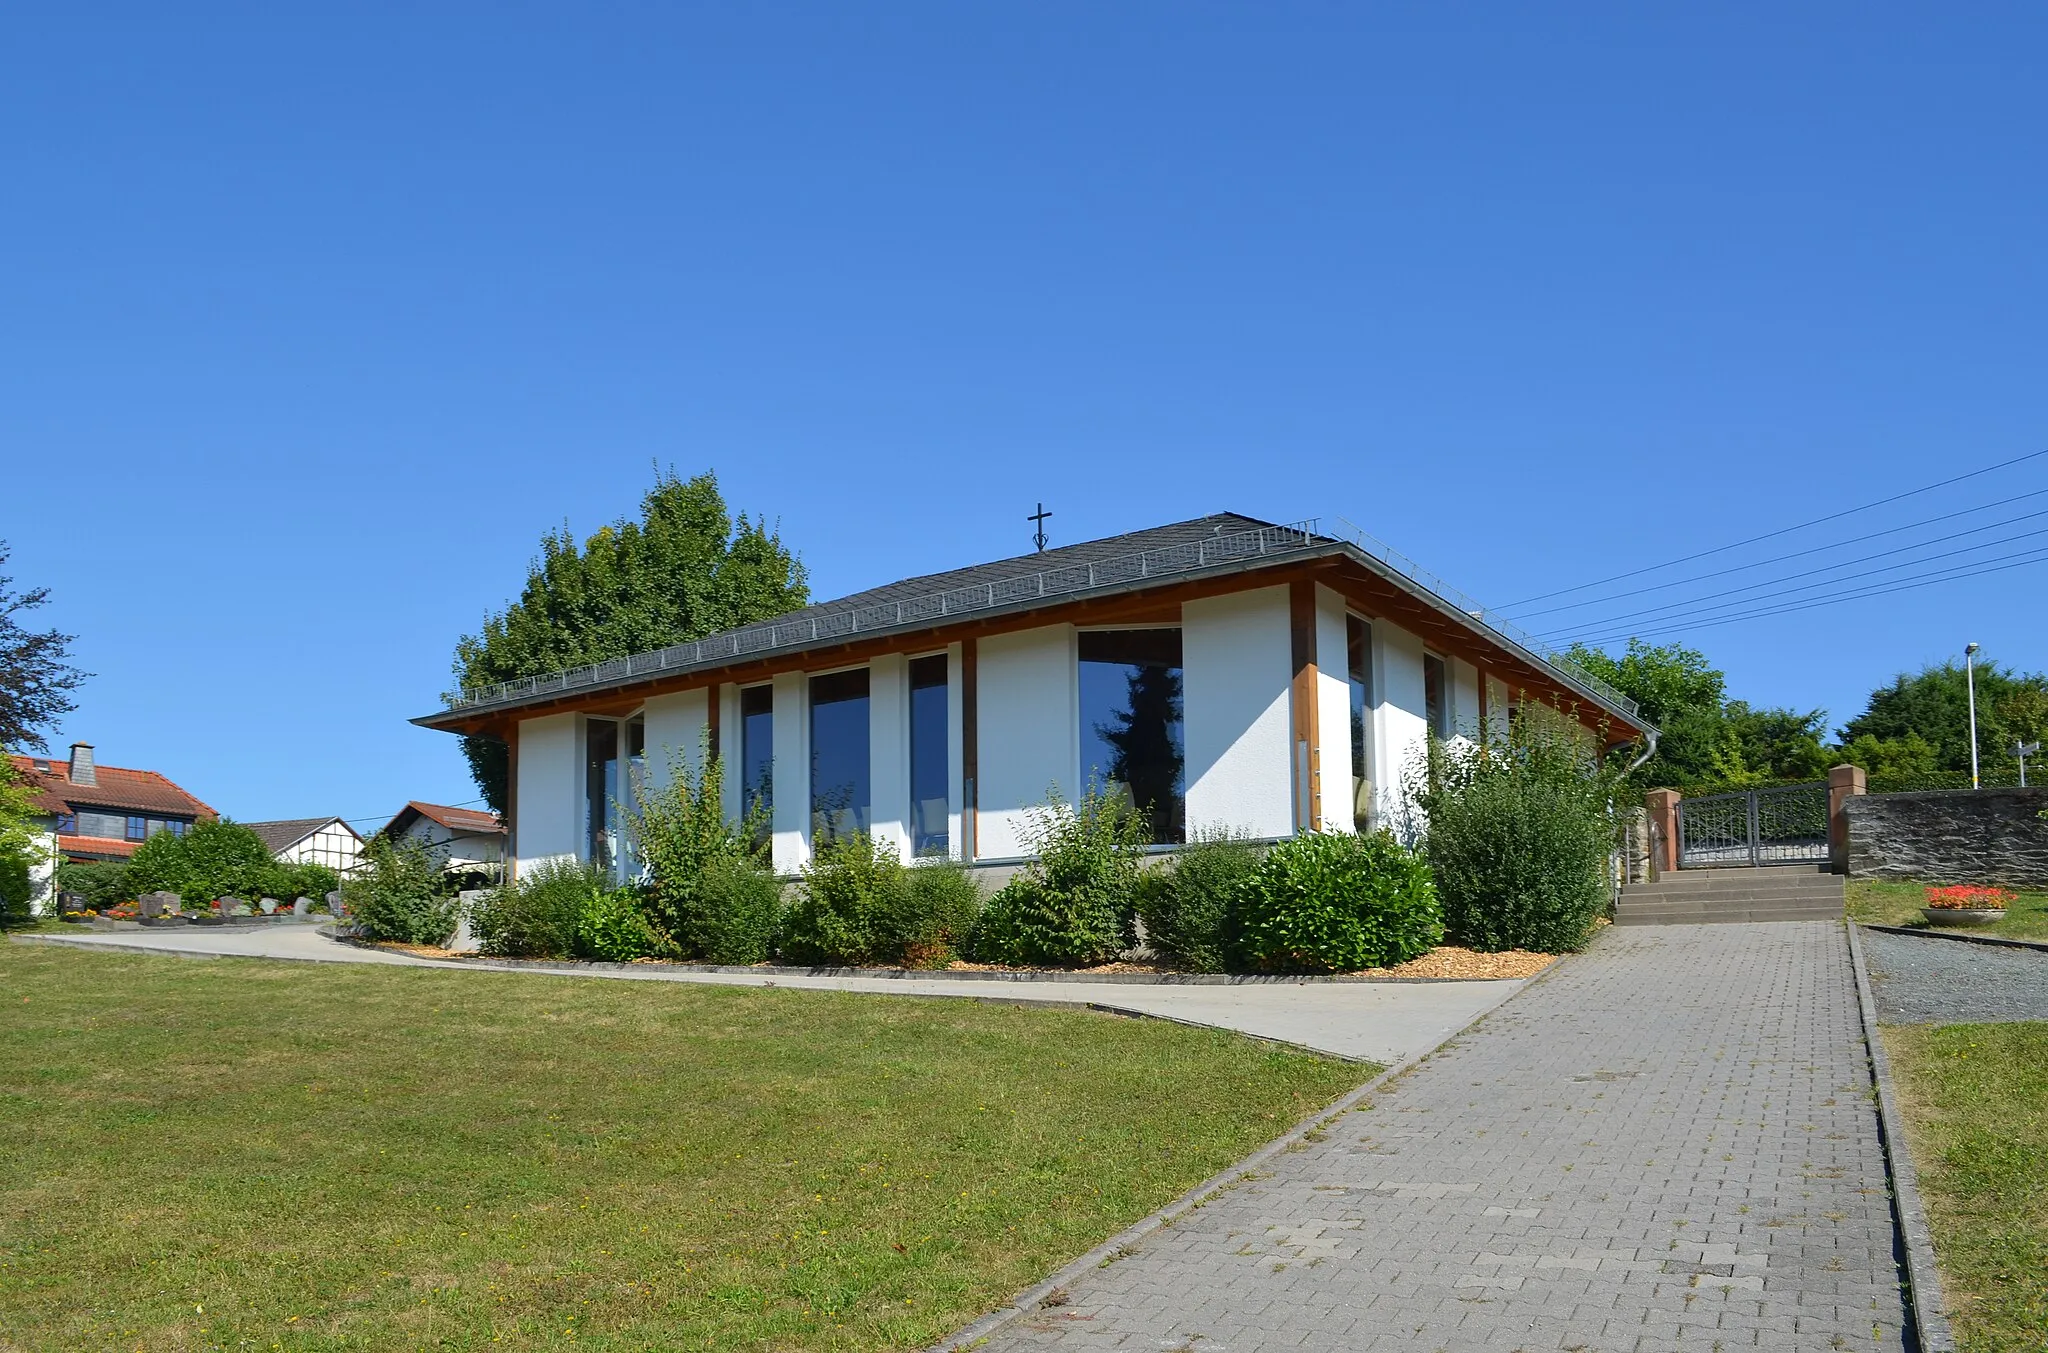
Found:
[739,685,774,836]
[1347,615,1373,832]
[1079,628,1185,844]
[586,718,620,870]
[909,654,949,856]
[809,668,871,845]
[1424,653,1449,738]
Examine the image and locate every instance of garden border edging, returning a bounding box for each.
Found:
[1845,919,1957,1353]
[1862,922,2048,956]
[327,932,1546,986]
[919,939,1584,1353]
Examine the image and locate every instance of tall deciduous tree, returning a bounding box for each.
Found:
[0,541,87,754]
[1565,639,1828,790]
[452,471,808,813]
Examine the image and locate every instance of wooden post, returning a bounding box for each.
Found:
[1828,763,1866,876]
[1644,787,1681,878]
[1289,581,1322,832]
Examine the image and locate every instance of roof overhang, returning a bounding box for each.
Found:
[415,528,1653,742]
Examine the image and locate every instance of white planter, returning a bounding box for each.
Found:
[1922,907,2006,927]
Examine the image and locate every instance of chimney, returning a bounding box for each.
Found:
[68,742,96,787]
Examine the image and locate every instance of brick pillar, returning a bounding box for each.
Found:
[1828,764,1866,876]
[1644,788,1681,879]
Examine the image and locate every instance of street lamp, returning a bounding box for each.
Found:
[1965,643,1981,790]
[2020,741,2041,788]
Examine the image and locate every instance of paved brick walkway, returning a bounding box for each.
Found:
[981,923,1907,1352]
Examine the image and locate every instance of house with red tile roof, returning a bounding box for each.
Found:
[373,800,506,876]
[10,743,217,864]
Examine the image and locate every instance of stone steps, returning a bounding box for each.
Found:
[1615,867,1845,925]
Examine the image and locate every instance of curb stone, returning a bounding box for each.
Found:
[918,936,1586,1353]
[1863,922,2048,956]
[1846,919,1958,1353]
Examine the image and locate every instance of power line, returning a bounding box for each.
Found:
[1498,445,2048,611]
[1538,516,2048,642]
[1512,485,2048,622]
[1560,548,2048,649]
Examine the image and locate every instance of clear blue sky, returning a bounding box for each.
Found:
[4,4,2044,829]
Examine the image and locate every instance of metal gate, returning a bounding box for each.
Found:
[1677,782,1830,868]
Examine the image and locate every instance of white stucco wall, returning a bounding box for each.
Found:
[514,712,581,871]
[1313,585,1354,834]
[1374,622,1430,841]
[28,829,56,914]
[1182,586,1293,839]
[1449,657,1481,747]
[277,822,365,875]
[975,624,1077,859]
[643,687,710,793]
[868,654,910,861]
[770,670,810,873]
[1486,673,1512,740]
[718,684,744,821]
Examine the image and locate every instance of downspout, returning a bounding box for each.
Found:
[1622,726,1659,778]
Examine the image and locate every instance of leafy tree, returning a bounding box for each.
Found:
[1565,639,1826,789]
[453,470,808,813]
[0,541,88,754]
[1839,657,2048,776]
[0,760,42,925]
[1838,730,1941,782]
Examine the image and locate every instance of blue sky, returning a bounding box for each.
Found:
[3,4,2043,828]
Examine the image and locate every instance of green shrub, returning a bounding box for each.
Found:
[685,855,783,964]
[1231,830,1441,973]
[55,859,132,911]
[970,786,1146,967]
[0,842,32,926]
[894,858,982,968]
[127,819,277,905]
[575,883,659,962]
[469,857,596,958]
[1138,828,1262,973]
[780,836,984,968]
[781,833,902,966]
[345,837,460,946]
[630,740,770,957]
[1415,706,1619,954]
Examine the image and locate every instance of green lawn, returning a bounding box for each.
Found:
[1847,879,2048,941]
[0,944,1363,1351]
[1885,1023,2048,1352]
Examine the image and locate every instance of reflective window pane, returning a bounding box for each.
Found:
[909,654,949,856]
[586,718,619,870]
[810,668,871,846]
[1078,628,1185,845]
[1424,653,1449,738]
[1347,616,1373,832]
[740,685,774,835]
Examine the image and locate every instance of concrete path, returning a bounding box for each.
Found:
[977,922,1906,1352]
[8,927,1521,1066]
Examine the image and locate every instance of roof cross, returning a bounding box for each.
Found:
[1028,502,1052,553]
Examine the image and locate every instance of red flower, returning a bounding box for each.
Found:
[1925,885,2016,910]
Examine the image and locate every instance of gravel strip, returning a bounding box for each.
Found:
[1863,926,2048,1025]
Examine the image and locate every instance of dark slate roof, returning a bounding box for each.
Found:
[775,512,1286,624]
[244,817,358,853]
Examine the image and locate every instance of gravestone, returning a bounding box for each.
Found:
[220,897,249,917]
[292,896,312,917]
[259,897,279,914]
[139,891,177,918]
[325,890,346,917]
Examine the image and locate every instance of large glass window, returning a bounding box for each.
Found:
[739,685,774,838]
[1424,653,1449,738]
[1079,628,1185,845]
[810,668,871,845]
[586,718,619,871]
[1347,616,1373,832]
[910,655,949,856]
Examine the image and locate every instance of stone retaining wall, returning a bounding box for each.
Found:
[1845,786,2048,886]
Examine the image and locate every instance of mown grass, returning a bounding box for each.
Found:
[1847,879,2048,940]
[1885,1023,2048,1352]
[0,943,1364,1351]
